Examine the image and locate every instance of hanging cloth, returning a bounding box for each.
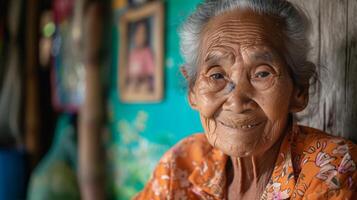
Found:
[0,0,22,147]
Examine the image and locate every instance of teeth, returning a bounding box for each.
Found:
[219,120,261,129]
[241,124,254,129]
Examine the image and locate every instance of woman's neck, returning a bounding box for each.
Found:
[227,136,283,200]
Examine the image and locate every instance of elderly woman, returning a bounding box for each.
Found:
[134,0,357,199]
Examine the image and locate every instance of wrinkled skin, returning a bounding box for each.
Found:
[188,9,308,199]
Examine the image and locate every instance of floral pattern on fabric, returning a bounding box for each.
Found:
[133,125,357,200]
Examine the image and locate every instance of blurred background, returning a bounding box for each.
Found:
[0,0,203,199]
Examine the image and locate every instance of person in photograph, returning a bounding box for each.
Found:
[127,20,155,93]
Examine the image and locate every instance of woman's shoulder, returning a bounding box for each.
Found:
[294,125,356,161]
[292,125,357,193]
[295,125,357,152]
[158,133,213,171]
[133,134,214,199]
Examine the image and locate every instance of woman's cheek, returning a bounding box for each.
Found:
[201,115,218,146]
[259,78,292,120]
[194,77,227,118]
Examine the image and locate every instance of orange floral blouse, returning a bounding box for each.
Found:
[134,125,357,200]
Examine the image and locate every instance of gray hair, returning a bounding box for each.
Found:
[179,0,317,89]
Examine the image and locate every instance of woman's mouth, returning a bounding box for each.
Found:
[218,120,264,130]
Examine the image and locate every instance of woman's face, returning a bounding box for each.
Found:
[134,23,147,48]
[189,9,307,157]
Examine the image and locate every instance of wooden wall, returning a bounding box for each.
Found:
[291,0,357,142]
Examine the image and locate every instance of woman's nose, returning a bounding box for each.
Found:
[222,79,255,114]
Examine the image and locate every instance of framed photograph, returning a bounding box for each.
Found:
[118,1,164,103]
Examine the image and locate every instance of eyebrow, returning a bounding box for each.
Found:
[249,51,275,62]
[204,51,234,65]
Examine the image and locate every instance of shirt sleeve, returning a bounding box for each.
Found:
[133,153,173,200]
[300,140,357,200]
[302,170,357,199]
[132,134,209,200]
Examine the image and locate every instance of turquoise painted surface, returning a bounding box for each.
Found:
[106,1,203,199]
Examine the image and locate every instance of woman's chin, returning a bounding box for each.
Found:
[206,124,278,157]
[206,135,262,158]
[219,122,266,143]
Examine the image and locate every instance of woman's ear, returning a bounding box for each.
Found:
[289,85,309,113]
[181,66,198,110]
[180,66,189,80]
[188,89,198,110]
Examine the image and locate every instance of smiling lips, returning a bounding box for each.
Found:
[218,119,264,130]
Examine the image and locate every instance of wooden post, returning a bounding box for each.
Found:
[78,2,105,200]
[25,0,40,168]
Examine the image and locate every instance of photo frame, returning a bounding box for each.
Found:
[118,1,164,103]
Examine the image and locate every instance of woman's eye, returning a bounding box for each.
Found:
[255,71,271,78]
[251,67,276,90]
[210,73,225,80]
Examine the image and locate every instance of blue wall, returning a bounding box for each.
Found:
[106,1,203,199]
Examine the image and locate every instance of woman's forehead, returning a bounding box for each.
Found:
[203,45,280,64]
[200,9,285,56]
